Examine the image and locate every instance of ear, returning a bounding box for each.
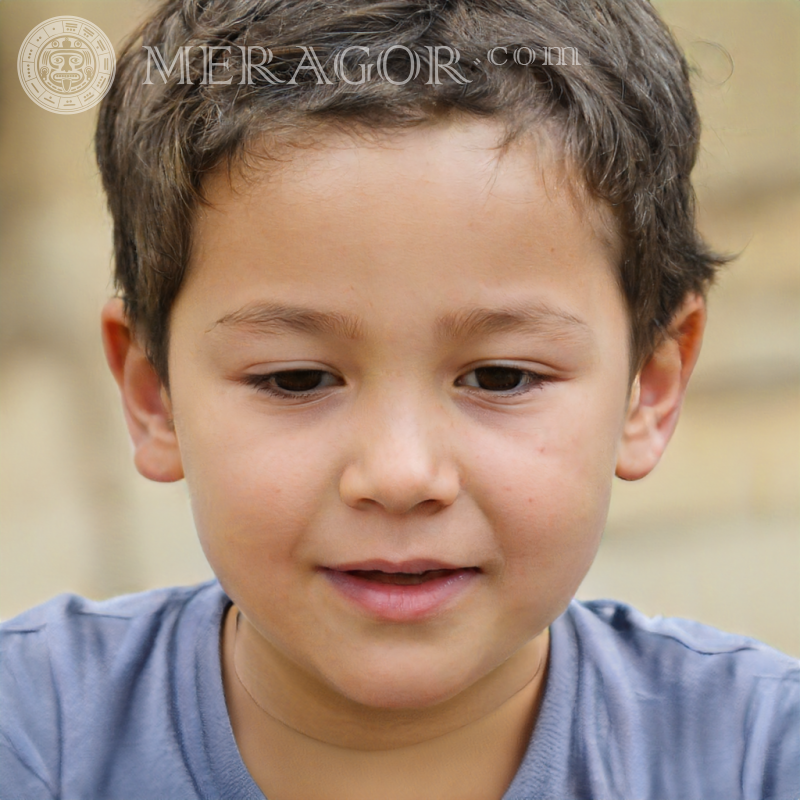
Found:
[101,298,184,482]
[616,293,706,481]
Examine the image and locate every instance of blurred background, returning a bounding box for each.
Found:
[1,0,798,656]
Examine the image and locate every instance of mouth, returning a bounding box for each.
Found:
[324,559,480,583]
[320,561,481,621]
[341,568,471,585]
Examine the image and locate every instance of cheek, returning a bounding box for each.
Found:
[175,401,334,582]
[464,393,620,602]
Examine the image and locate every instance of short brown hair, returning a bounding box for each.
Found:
[96,0,725,384]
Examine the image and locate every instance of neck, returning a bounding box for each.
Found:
[223,605,549,751]
[221,605,550,799]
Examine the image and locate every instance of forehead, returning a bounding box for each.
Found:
[199,118,621,262]
[184,119,625,341]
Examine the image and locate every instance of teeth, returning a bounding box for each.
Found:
[350,569,453,585]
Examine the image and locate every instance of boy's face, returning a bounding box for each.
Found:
[167,120,632,708]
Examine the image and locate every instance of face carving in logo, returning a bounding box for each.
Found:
[18,16,116,114]
[38,37,95,94]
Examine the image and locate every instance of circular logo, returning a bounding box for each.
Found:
[17,16,116,115]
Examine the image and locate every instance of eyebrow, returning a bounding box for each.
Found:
[210,302,364,339]
[210,300,592,344]
[435,303,592,344]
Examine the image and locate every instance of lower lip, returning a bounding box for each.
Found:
[322,569,480,622]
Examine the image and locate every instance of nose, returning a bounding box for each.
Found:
[338,392,461,515]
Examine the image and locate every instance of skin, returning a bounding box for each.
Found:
[102,118,706,800]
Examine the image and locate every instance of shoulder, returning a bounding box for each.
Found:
[555,599,800,800]
[0,581,229,799]
[564,597,799,681]
[1,582,221,681]
[1,579,227,691]
[561,598,800,713]
[1,580,226,656]
[1,580,223,632]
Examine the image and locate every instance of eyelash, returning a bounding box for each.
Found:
[243,366,552,400]
[243,370,342,398]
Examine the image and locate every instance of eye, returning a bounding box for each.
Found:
[457,366,549,395]
[244,369,342,398]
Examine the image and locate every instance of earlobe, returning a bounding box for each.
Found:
[101,298,184,482]
[616,294,706,481]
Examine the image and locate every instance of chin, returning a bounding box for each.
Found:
[325,655,484,710]
[346,682,465,711]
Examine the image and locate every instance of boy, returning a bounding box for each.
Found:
[1,0,798,798]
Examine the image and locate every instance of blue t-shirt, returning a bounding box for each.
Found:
[1,581,798,800]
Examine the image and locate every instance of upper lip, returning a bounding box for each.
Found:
[324,559,477,574]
